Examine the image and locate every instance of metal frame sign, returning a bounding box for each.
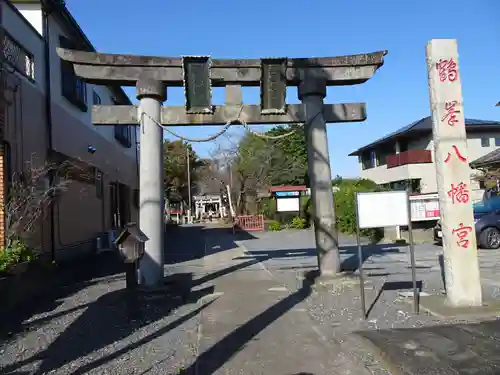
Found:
[183,56,213,114]
[355,190,419,319]
[357,191,409,228]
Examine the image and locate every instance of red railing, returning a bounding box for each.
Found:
[387,150,432,168]
[234,215,265,231]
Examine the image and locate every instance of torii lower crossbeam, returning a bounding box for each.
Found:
[92,103,367,126]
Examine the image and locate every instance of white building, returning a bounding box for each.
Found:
[350,116,500,199]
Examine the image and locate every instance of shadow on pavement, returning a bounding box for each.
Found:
[0,225,265,375]
[0,274,216,375]
[0,251,125,340]
[164,225,257,265]
[178,270,321,375]
[234,243,403,272]
[340,244,403,272]
[365,280,423,318]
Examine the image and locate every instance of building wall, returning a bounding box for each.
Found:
[2,1,138,257]
[359,131,499,197]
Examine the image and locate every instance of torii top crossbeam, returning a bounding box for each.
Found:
[57,48,387,87]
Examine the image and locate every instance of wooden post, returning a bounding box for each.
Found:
[125,261,140,319]
[426,39,482,307]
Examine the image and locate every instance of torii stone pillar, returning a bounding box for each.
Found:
[299,77,341,276]
[136,78,166,286]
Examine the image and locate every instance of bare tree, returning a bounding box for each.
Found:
[211,130,305,214]
[4,155,91,249]
[472,167,500,181]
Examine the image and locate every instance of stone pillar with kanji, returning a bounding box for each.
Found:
[426,39,482,307]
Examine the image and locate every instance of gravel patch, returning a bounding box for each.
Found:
[0,265,207,375]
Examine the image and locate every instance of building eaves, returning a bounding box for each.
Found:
[349,117,500,156]
[348,117,432,156]
[470,148,500,169]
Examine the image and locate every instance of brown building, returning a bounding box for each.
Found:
[1,0,138,260]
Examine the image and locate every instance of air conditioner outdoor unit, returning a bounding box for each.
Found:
[108,230,117,248]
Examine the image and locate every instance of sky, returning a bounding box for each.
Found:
[65,0,500,178]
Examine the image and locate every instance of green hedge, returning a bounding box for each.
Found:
[334,179,384,242]
[303,179,384,242]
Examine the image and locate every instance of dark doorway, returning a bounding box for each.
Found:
[109,182,131,229]
[118,183,130,227]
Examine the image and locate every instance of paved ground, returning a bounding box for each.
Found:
[359,320,500,374]
[1,225,500,374]
[237,230,500,374]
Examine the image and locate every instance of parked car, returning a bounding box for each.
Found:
[434,196,500,249]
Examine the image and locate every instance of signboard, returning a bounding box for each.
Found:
[409,194,440,221]
[356,191,409,229]
[275,191,299,197]
[183,56,212,114]
[355,190,418,318]
[260,58,287,114]
[277,197,300,212]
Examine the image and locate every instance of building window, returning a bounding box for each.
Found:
[2,31,35,80]
[93,91,101,105]
[370,151,376,167]
[109,183,119,229]
[377,151,387,166]
[390,179,420,193]
[481,137,491,147]
[399,140,409,153]
[495,138,500,147]
[114,125,132,148]
[59,36,87,111]
[361,152,374,170]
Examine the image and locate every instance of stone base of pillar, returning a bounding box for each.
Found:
[137,284,173,293]
[300,269,367,289]
[416,294,500,319]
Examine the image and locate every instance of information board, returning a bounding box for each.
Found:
[356,191,409,229]
[410,194,440,221]
[277,197,300,212]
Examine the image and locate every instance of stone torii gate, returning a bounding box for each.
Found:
[57,48,386,287]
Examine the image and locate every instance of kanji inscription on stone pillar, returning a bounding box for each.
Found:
[426,39,482,307]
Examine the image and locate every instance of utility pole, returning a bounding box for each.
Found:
[229,163,233,190]
[186,146,192,224]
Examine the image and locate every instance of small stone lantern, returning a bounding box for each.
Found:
[114,222,148,263]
